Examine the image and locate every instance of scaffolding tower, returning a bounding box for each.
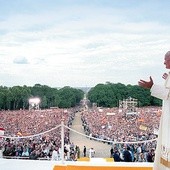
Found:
[119,97,138,117]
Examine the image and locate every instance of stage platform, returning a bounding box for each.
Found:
[0,158,153,170]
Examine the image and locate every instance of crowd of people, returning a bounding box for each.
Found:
[0,108,79,161]
[0,105,161,162]
[110,142,155,162]
[81,106,161,162]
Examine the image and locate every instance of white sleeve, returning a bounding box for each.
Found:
[150,84,170,100]
[165,72,170,88]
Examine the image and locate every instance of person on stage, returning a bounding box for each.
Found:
[138,51,170,169]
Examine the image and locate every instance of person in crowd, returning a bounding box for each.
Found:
[51,146,60,161]
[15,145,23,157]
[83,146,86,157]
[138,153,146,162]
[110,147,114,158]
[123,146,132,162]
[29,150,39,160]
[147,148,155,163]
[89,147,95,158]
[21,147,29,157]
[75,145,80,159]
[113,147,122,162]
[136,144,142,162]
[66,153,76,161]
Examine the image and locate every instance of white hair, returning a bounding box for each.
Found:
[165,51,170,57]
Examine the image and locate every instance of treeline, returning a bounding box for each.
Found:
[0,84,84,110]
[87,82,161,107]
[0,82,161,110]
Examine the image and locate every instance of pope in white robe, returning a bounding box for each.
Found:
[138,51,170,170]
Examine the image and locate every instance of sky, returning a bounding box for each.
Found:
[1,0,170,88]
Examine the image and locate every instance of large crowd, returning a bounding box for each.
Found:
[0,104,161,162]
[81,106,160,142]
[81,106,161,162]
[0,108,77,160]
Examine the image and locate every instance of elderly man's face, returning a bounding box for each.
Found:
[164,54,170,69]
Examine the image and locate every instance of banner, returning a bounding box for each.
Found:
[106,112,115,116]
[139,125,147,131]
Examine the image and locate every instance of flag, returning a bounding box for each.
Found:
[17,131,22,136]
[0,127,5,136]
[138,118,144,122]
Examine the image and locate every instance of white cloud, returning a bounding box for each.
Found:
[13,56,29,64]
[0,1,170,87]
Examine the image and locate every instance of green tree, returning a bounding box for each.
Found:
[41,96,48,108]
[88,82,162,108]
[58,86,84,108]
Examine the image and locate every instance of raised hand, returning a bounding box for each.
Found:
[138,76,153,89]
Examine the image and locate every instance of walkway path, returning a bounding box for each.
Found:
[69,112,112,158]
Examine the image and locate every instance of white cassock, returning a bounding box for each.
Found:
[89,148,95,158]
[151,74,170,170]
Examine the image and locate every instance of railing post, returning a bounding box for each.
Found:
[61,119,64,164]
